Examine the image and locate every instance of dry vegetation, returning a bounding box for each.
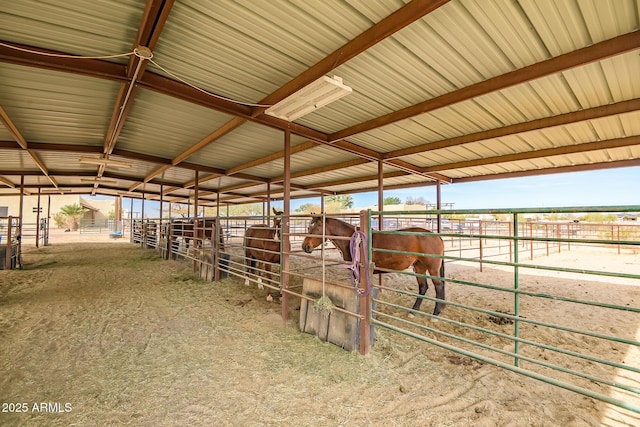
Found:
[1,233,639,426]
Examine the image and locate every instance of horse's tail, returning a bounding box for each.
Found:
[439,258,445,282]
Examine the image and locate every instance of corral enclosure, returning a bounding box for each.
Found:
[128,207,640,421]
[0,237,638,426]
[3,208,639,426]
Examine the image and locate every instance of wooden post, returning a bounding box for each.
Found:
[359,210,371,356]
[19,176,24,252]
[158,187,163,222]
[545,223,549,256]
[193,170,199,273]
[281,129,291,321]
[167,218,173,260]
[214,194,221,281]
[212,218,219,282]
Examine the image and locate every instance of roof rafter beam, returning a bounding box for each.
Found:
[0,106,28,149]
[330,30,640,141]
[271,158,370,183]
[453,159,640,184]
[250,0,450,117]
[129,165,172,191]
[172,117,246,166]
[182,173,223,189]
[0,106,58,188]
[421,135,640,173]
[0,41,127,81]
[0,41,443,183]
[0,176,15,188]
[137,0,451,183]
[103,0,175,157]
[386,159,451,182]
[305,171,409,190]
[139,116,247,186]
[227,141,317,175]
[385,98,640,159]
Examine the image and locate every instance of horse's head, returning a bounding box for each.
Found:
[272,208,283,241]
[301,214,325,253]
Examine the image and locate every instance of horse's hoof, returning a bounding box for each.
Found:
[430,317,439,323]
[244,278,249,286]
[257,278,264,290]
[408,312,415,319]
[266,295,273,302]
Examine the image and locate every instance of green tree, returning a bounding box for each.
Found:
[383,196,401,205]
[325,195,353,209]
[295,203,321,213]
[52,212,67,228]
[227,203,264,216]
[59,203,88,231]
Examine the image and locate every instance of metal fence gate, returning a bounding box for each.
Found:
[360,206,639,417]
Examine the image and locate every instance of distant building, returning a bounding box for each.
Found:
[0,195,115,227]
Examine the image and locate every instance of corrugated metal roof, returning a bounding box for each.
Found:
[0,63,118,144]
[0,0,141,58]
[0,0,638,207]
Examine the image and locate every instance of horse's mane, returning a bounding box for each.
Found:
[310,216,356,261]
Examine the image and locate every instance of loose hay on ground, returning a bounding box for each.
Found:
[1,242,637,426]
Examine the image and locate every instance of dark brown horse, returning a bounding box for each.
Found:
[243,209,287,301]
[302,216,446,316]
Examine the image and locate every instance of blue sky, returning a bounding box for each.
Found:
[98,167,639,217]
[290,166,640,211]
[362,166,640,210]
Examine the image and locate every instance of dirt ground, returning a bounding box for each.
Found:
[1,229,639,426]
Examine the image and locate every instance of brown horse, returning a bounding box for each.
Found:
[243,209,287,301]
[301,216,446,316]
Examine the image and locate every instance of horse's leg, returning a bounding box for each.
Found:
[257,261,265,290]
[410,263,429,315]
[430,261,446,316]
[263,263,273,302]
[409,258,446,317]
[244,254,254,286]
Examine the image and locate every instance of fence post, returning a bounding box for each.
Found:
[213,218,220,282]
[513,213,521,367]
[359,210,371,356]
[192,218,199,273]
[281,212,290,322]
[545,223,549,256]
[168,219,174,260]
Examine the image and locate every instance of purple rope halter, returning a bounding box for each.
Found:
[340,230,371,297]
